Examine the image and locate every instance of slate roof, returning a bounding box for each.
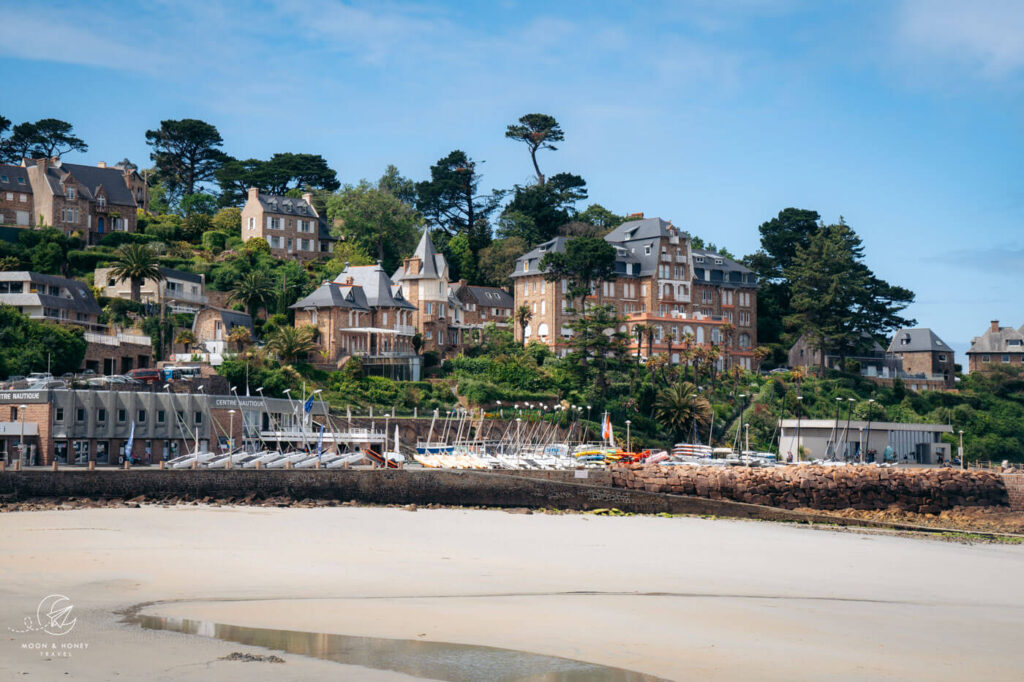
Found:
[462,284,513,308]
[967,324,1024,355]
[0,164,31,194]
[290,282,369,311]
[159,267,203,284]
[28,160,136,207]
[510,219,757,287]
[886,328,953,354]
[396,229,447,281]
[256,193,317,217]
[335,264,416,310]
[605,217,682,242]
[0,271,101,315]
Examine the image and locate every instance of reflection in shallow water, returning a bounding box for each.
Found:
[138,614,669,681]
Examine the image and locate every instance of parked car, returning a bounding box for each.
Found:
[127,368,161,384]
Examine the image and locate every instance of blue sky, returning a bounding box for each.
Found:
[2,0,1023,358]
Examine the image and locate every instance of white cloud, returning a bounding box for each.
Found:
[896,0,1024,80]
[0,10,160,74]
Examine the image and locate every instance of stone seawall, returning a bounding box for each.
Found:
[0,469,919,529]
[611,463,1009,512]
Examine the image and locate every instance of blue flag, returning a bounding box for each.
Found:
[304,395,314,414]
[317,423,324,461]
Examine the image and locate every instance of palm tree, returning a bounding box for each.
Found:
[706,345,722,388]
[110,243,163,303]
[632,324,651,366]
[753,345,771,374]
[515,305,533,345]
[227,325,251,353]
[175,329,197,355]
[228,271,276,319]
[654,381,712,443]
[267,325,318,364]
[720,322,736,370]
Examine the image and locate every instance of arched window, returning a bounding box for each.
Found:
[696,327,705,344]
[683,325,693,338]
[739,333,751,348]
[523,324,532,339]
[537,323,549,338]
[711,328,721,344]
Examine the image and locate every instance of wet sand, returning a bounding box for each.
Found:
[2,506,1023,680]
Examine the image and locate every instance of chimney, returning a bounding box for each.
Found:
[991,320,1000,333]
[97,161,107,168]
[302,192,316,214]
[247,187,259,203]
[36,158,48,173]
[346,276,354,286]
[628,212,644,219]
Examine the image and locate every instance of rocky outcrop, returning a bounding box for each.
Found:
[611,463,1009,512]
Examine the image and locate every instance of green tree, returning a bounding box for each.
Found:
[539,236,617,311]
[0,305,87,377]
[505,113,564,185]
[0,121,39,162]
[228,270,276,319]
[267,325,318,364]
[25,118,88,158]
[215,152,340,206]
[654,381,712,443]
[109,243,163,302]
[175,329,197,354]
[577,204,625,231]
[515,305,533,345]
[377,164,417,205]
[564,304,631,394]
[145,119,228,202]
[742,208,821,353]
[477,236,528,288]
[500,173,588,244]
[415,150,502,258]
[326,181,420,273]
[787,219,914,371]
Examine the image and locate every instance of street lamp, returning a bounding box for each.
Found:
[795,396,803,462]
[625,420,632,453]
[843,397,855,461]
[959,430,965,470]
[18,404,27,466]
[830,397,843,460]
[736,394,747,454]
[228,409,236,452]
[865,399,875,463]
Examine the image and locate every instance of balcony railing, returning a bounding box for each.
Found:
[84,331,152,346]
[164,287,208,304]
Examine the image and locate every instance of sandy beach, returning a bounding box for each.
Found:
[2,505,1023,681]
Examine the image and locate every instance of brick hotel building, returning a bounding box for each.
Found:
[511,216,758,369]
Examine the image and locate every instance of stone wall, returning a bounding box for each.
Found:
[1003,474,1024,511]
[611,463,1008,512]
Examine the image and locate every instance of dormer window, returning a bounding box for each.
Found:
[66,186,76,199]
[714,258,723,265]
[0,175,7,182]
[695,256,704,263]
[17,177,25,185]
[97,195,106,208]
[644,245,652,255]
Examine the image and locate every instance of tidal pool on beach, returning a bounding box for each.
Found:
[136,613,668,682]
